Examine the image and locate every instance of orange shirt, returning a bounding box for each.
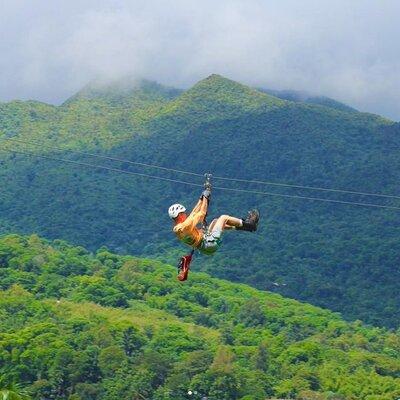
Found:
[173,208,206,248]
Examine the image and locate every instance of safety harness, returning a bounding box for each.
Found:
[177,173,212,281]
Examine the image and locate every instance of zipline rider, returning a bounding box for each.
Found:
[168,177,260,280]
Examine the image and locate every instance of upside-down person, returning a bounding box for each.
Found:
[168,187,259,281]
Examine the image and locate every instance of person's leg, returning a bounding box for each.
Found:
[200,216,234,255]
[212,215,242,232]
[224,223,237,230]
[208,218,218,232]
[200,211,259,255]
[212,210,259,233]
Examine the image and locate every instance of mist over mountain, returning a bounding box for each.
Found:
[258,88,358,113]
[2,1,400,119]
[64,78,183,107]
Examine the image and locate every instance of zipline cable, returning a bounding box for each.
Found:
[0,146,204,188]
[212,184,400,210]
[3,137,203,178]
[212,174,400,200]
[1,145,400,211]
[3,136,400,201]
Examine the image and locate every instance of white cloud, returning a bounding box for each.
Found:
[0,0,399,120]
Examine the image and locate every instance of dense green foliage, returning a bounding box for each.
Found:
[0,74,399,329]
[0,234,400,399]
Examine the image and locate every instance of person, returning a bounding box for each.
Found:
[168,188,260,280]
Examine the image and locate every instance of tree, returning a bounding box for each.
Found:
[98,346,127,377]
[220,323,235,345]
[121,325,146,357]
[0,382,31,400]
[0,390,30,400]
[237,299,265,327]
[254,342,269,372]
[206,347,243,399]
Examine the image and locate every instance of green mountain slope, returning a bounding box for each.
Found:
[259,88,357,113]
[0,234,399,400]
[0,75,399,329]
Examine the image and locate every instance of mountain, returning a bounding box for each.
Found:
[0,74,399,330]
[258,88,357,113]
[0,234,399,400]
[64,78,182,107]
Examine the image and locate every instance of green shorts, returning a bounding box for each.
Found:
[199,229,222,255]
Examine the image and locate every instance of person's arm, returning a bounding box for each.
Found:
[191,197,208,225]
[189,187,210,216]
[199,196,208,216]
[189,198,203,216]
[177,198,204,232]
[184,188,210,227]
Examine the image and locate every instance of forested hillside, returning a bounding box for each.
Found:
[0,234,399,400]
[258,88,358,113]
[0,74,399,328]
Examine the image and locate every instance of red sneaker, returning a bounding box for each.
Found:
[177,254,193,281]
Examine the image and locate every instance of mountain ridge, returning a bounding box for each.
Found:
[0,74,391,124]
[259,88,358,113]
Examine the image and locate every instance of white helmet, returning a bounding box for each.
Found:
[168,203,186,219]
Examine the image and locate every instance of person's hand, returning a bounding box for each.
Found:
[201,188,211,200]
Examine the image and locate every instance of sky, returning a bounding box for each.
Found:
[1,0,399,120]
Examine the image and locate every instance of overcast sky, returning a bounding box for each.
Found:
[1,0,399,120]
